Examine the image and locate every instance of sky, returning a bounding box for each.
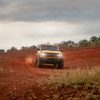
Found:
[0,0,100,50]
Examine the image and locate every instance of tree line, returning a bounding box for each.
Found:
[0,36,100,53]
[58,36,100,48]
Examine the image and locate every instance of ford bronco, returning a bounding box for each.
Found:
[36,44,64,69]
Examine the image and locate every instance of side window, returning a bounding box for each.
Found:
[37,46,40,51]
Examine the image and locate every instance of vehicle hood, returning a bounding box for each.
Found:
[41,50,62,54]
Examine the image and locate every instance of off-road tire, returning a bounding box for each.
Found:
[58,61,64,69]
[53,63,58,69]
[36,59,42,68]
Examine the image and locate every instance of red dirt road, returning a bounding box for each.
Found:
[0,47,100,99]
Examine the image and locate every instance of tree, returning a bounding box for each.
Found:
[79,39,89,47]
[97,36,100,46]
[7,47,18,52]
[98,36,100,41]
[21,46,29,50]
[67,41,75,47]
[29,45,36,50]
[90,36,98,46]
[0,49,5,53]
[59,41,75,48]
[90,36,98,42]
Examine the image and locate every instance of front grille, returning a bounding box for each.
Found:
[46,53,58,57]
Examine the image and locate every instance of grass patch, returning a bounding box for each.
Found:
[38,68,100,100]
[47,68,100,87]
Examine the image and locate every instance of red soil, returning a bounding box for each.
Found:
[0,47,100,100]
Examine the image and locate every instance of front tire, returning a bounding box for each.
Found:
[36,59,42,68]
[53,63,58,69]
[58,61,64,69]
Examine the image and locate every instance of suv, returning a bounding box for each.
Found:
[36,44,64,69]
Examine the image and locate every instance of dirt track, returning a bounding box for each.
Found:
[0,47,100,100]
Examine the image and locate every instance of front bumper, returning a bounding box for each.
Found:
[39,57,64,64]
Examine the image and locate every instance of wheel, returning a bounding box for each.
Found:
[58,61,64,69]
[53,63,58,68]
[36,59,42,68]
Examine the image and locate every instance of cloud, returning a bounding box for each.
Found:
[0,0,100,50]
[0,21,99,50]
[0,0,100,22]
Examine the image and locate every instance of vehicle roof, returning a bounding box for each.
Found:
[39,44,58,47]
[37,44,59,51]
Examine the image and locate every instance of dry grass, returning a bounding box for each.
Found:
[38,68,100,100]
[47,68,100,87]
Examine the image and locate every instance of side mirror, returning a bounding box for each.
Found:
[60,49,63,52]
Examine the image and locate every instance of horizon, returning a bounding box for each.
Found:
[0,0,100,50]
[1,35,100,51]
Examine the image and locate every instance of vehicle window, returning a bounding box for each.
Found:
[37,47,40,50]
[41,45,59,51]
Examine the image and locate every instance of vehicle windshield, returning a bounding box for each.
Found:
[41,45,59,51]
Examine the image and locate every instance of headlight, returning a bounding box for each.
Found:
[57,54,63,58]
[40,53,46,57]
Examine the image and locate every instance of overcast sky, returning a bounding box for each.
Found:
[0,0,100,50]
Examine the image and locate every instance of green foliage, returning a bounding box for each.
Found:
[59,41,75,48]
[58,36,100,48]
[90,36,98,43]
[79,39,90,47]
[7,47,18,52]
[90,36,100,47]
